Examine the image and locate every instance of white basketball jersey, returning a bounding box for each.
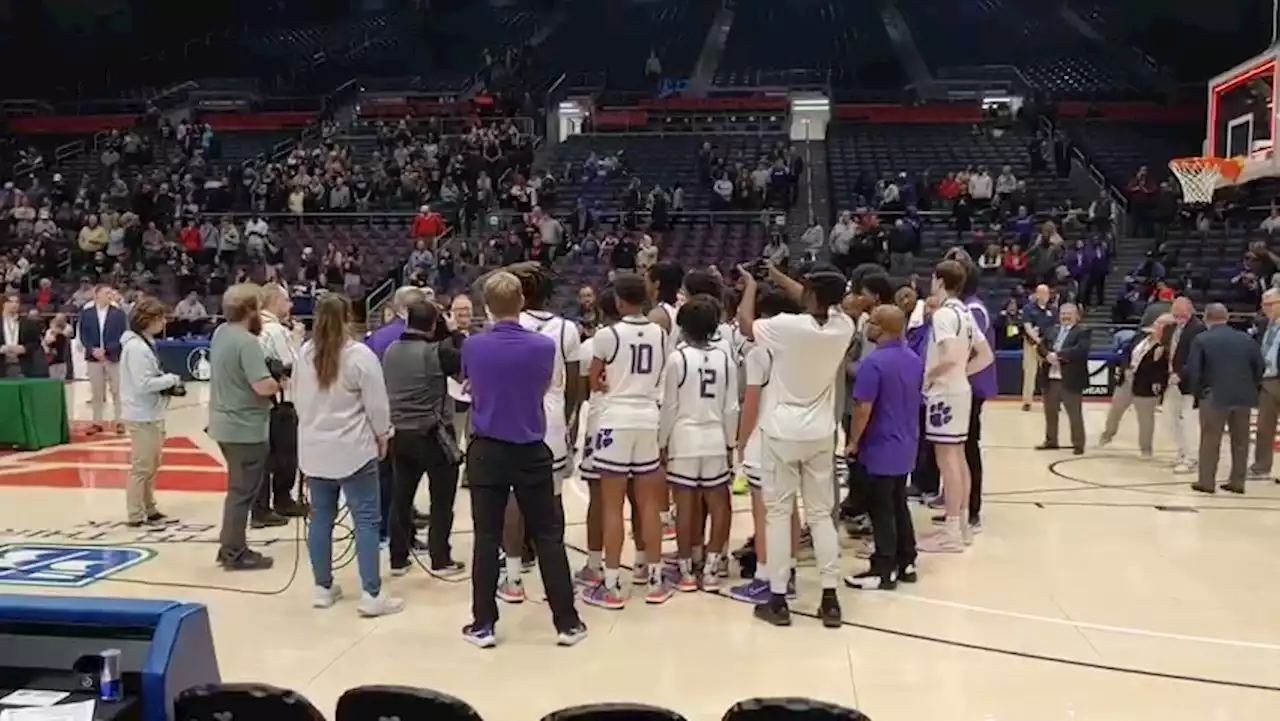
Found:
[741,345,775,468]
[519,310,580,422]
[926,297,977,395]
[579,334,601,441]
[661,345,738,458]
[658,301,681,356]
[594,316,667,429]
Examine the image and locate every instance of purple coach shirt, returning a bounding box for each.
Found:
[852,338,923,477]
[964,295,998,400]
[462,320,554,444]
[366,317,407,360]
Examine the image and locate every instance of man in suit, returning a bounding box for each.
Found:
[1036,302,1091,454]
[1163,296,1205,474]
[78,285,128,435]
[0,294,47,379]
[1251,288,1280,482]
[1187,303,1264,494]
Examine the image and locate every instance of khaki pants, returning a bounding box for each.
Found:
[1253,378,1280,476]
[1101,378,1159,455]
[87,361,121,424]
[1021,339,1040,405]
[125,420,164,523]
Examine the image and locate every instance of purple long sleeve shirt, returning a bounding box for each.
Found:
[366,317,407,360]
[964,296,998,400]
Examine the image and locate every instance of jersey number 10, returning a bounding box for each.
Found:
[629,344,654,374]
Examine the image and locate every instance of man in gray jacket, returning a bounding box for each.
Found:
[1186,303,1264,494]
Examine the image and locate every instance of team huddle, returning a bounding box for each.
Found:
[497,255,993,622]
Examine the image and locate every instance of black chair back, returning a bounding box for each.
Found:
[174,683,328,721]
[540,702,688,721]
[336,685,483,721]
[722,697,871,721]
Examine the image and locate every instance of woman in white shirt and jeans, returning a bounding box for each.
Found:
[294,293,401,617]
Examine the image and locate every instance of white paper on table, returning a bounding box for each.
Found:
[0,691,70,708]
[0,699,96,721]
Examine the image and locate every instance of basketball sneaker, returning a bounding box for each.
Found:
[645,570,675,604]
[582,581,626,610]
[573,565,603,587]
[496,574,525,603]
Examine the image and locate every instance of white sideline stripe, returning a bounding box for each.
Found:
[894,593,1280,651]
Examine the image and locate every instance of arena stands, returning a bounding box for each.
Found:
[716,0,904,94]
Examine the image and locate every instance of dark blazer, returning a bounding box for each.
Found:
[77,305,127,363]
[1040,323,1093,393]
[1186,324,1263,408]
[0,317,49,378]
[1116,334,1169,398]
[1162,318,1206,394]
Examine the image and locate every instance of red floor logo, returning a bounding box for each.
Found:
[0,436,227,492]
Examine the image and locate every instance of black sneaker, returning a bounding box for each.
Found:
[126,518,167,530]
[1034,442,1060,451]
[250,512,289,529]
[217,548,274,571]
[431,559,466,577]
[752,596,792,626]
[818,593,843,628]
[556,622,588,647]
[897,563,919,583]
[843,569,897,591]
[462,623,497,649]
[146,512,179,525]
[274,501,309,518]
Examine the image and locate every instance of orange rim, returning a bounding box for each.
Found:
[1169,156,1245,182]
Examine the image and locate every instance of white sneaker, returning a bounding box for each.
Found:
[313,584,343,609]
[1173,462,1194,474]
[357,591,406,617]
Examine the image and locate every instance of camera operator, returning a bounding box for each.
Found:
[383,299,466,577]
[119,296,184,529]
[254,282,306,523]
[209,283,283,572]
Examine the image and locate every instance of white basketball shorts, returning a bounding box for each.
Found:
[591,427,661,477]
[666,455,731,488]
[923,390,972,445]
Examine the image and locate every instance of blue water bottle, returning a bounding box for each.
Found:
[99,649,123,702]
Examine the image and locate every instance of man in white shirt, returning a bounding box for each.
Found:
[255,283,306,522]
[968,166,993,204]
[737,262,853,628]
[173,292,209,336]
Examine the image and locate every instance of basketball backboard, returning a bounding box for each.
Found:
[1204,44,1280,185]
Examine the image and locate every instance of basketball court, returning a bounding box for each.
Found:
[2,385,1279,721]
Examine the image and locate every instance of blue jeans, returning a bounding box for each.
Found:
[308,458,382,597]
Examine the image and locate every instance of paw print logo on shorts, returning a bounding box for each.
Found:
[595,429,614,450]
[928,401,953,429]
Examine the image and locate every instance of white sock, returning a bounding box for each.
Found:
[604,567,620,589]
[505,555,523,582]
[678,558,693,576]
[790,557,797,569]
[705,552,721,573]
[634,551,647,568]
[945,516,962,538]
[587,550,602,570]
[754,564,769,581]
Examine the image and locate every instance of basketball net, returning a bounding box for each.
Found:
[1168,156,1245,204]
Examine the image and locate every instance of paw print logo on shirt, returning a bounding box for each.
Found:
[928,401,953,429]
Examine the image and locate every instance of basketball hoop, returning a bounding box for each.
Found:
[1168,156,1245,204]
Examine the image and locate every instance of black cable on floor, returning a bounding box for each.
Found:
[560,541,1280,694]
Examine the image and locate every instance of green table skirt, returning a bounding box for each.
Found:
[0,379,71,450]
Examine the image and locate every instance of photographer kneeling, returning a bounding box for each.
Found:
[119,297,184,528]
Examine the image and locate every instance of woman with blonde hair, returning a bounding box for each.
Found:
[294,293,402,616]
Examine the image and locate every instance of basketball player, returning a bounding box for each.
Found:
[647,261,685,542]
[918,260,993,553]
[497,263,582,601]
[585,273,672,608]
[727,285,802,605]
[573,288,620,586]
[737,263,854,627]
[660,296,738,591]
